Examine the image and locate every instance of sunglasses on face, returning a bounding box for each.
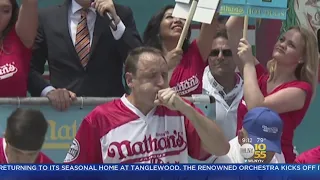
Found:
[209,49,232,57]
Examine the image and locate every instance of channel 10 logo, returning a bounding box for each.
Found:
[240,143,267,161]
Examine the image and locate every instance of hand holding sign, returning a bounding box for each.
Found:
[175,0,200,49]
[173,0,223,49]
[237,38,255,64]
[166,48,183,70]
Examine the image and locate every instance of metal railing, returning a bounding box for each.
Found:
[0,97,117,107]
[0,95,215,107]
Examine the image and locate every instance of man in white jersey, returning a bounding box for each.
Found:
[208,107,285,163]
[64,47,230,163]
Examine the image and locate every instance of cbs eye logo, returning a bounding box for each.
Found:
[240,143,267,159]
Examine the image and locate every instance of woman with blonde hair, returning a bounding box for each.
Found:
[235,25,319,163]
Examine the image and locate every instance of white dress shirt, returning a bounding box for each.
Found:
[188,67,244,163]
[41,0,126,96]
[201,66,243,141]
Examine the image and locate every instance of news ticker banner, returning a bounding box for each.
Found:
[0,164,319,180]
[2,164,319,172]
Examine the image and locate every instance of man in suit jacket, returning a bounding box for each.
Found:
[28,0,142,110]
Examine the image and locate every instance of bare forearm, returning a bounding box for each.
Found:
[20,0,38,22]
[179,104,229,156]
[226,16,244,75]
[16,0,38,47]
[197,15,219,61]
[226,16,244,31]
[243,63,264,109]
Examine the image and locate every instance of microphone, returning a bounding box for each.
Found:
[90,0,117,31]
[184,94,215,104]
[105,12,117,31]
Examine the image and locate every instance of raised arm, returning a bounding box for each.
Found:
[15,0,38,48]
[238,39,311,113]
[114,5,142,62]
[243,62,309,113]
[196,14,220,62]
[226,16,244,75]
[226,16,259,76]
[92,2,142,62]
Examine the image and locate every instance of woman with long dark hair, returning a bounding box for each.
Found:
[143,5,221,96]
[0,0,38,97]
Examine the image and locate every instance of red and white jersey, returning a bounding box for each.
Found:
[64,95,209,164]
[0,138,53,164]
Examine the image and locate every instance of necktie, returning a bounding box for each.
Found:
[75,9,90,67]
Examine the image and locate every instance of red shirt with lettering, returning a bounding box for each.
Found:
[64,95,209,163]
[0,26,31,97]
[236,64,313,163]
[294,146,320,164]
[0,138,53,163]
[170,40,207,96]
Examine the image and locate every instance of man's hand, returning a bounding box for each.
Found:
[91,0,120,24]
[154,88,189,111]
[165,48,183,70]
[46,88,76,111]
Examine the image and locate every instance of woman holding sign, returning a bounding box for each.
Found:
[143,5,222,96]
[235,25,319,163]
[0,0,38,97]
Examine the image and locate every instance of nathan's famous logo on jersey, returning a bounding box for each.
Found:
[240,138,267,163]
[0,62,18,80]
[107,130,187,163]
[172,75,199,95]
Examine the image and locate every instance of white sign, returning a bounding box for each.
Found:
[172,0,221,24]
[175,0,191,3]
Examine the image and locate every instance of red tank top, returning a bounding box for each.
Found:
[237,64,313,163]
[0,27,31,97]
[170,40,207,96]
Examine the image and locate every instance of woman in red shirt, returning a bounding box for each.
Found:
[0,0,38,97]
[143,5,222,96]
[236,26,318,163]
